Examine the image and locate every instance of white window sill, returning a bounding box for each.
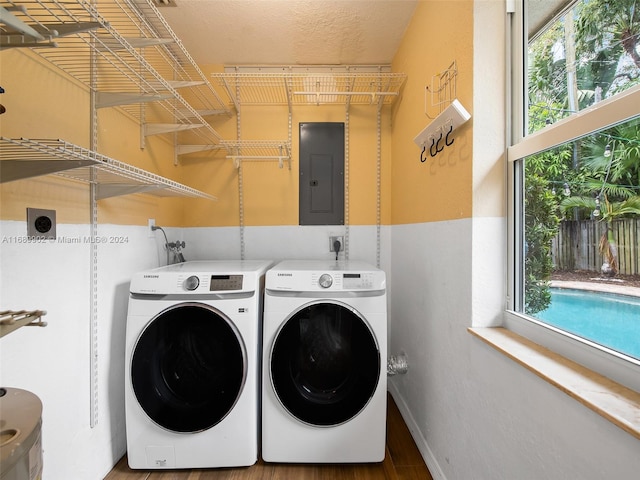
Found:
[468,327,640,440]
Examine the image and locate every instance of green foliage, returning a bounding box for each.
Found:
[525,0,640,291]
[524,165,560,314]
[576,0,640,74]
[529,0,640,130]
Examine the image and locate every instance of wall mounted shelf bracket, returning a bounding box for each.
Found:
[95,92,173,108]
[143,123,206,137]
[176,144,219,156]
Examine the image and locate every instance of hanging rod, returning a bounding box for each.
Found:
[220,140,291,169]
[292,91,399,106]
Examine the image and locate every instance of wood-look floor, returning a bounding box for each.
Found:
[104,394,432,480]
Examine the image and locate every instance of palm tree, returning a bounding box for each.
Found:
[576,0,640,72]
[529,0,640,127]
[560,193,640,276]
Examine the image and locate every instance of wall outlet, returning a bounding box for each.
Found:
[27,208,56,239]
[148,218,155,238]
[329,236,344,252]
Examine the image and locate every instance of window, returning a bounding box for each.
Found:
[506,0,640,391]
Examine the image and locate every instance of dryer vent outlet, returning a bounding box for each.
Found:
[27,208,56,239]
[387,354,409,376]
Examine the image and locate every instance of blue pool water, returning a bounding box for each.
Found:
[536,289,640,360]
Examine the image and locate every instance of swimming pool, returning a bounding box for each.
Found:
[536,289,640,361]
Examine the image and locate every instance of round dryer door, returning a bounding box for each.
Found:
[131,302,246,433]
[270,301,380,426]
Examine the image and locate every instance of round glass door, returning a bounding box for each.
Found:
[131,302,246,433]
[270,301,380,426]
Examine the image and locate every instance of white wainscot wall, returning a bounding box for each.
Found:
[0,221,168,480]
[1,220,394,479]
[388,218,640,480]
[182,225,391,273]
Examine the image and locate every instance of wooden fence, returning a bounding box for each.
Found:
[551,218,640,275]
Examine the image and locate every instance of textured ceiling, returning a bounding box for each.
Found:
[158,0,418,66]
[157,1,571,66]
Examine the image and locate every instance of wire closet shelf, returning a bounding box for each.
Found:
[212,69,407,110]
[0,137,217,200]
[0,0,229,145]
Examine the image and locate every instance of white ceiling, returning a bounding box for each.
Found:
[157,0,419,66]
[156,0,568,67]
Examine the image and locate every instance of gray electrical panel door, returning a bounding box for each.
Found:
[299,122,344,225]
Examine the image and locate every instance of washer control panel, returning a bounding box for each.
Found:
[134,273,246,294]
[130,260,272,295]
[179,274,244,292]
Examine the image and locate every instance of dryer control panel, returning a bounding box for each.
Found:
[266,260,385,292]
[311,272,376,290]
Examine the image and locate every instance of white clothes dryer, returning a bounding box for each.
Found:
[125,260,271,469]
[262,260,387,463]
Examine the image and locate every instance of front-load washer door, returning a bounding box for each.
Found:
[270,301,380,426]
[131,302,246,433]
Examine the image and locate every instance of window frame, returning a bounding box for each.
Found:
[505,1,640,393]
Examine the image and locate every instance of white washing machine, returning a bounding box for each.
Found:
[125,260,272,469]
[262,260,387,463]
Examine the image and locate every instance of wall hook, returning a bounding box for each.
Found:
[445,124,454,146]
[429,136,438,157]
[420,145,428,163]
[435,131,444,154]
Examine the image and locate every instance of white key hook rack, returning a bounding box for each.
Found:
[413,99,471,150]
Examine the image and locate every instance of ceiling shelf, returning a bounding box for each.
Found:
[213,66,406,112]
[0,137,217,200]
[0,0,228,146]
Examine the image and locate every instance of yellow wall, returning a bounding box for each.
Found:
[391,0,474,225]
[0,50,91,223]
[1,49,191,226]
[2,3,467,229]
[2,49,392,228]
[180,96,392,227]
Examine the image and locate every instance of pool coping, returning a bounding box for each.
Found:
[549,280,640,298]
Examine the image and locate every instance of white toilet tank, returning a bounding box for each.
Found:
[0,387,43,480]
